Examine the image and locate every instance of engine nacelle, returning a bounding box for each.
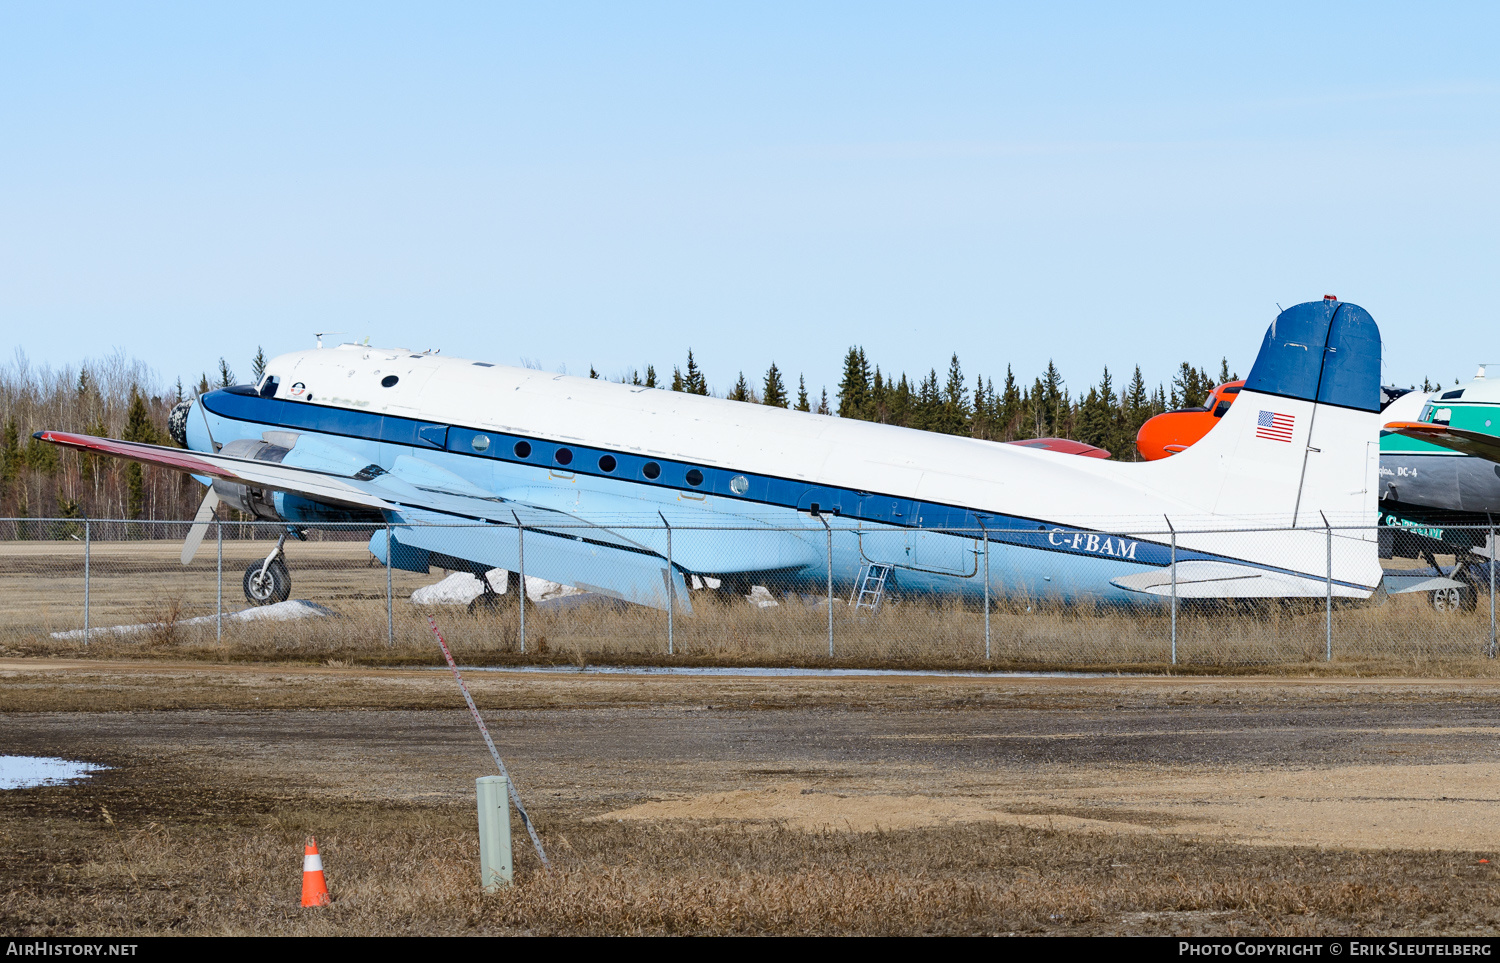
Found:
[212,439,291,520]
[210,436,387,526]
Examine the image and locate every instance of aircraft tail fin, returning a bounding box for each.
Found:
[1153,298,1381,528]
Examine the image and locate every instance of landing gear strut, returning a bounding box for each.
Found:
[1424,548,1479,614]
[242,528,305,605]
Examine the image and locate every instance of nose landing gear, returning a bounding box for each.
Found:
[242,528,306,605]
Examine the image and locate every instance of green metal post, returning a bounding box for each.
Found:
[476,775,514,891]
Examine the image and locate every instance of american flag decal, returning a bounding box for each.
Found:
[1256,409,1295,442]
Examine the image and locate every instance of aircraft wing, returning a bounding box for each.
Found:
[1384,422,1500,464]
[1111,561,1373,598]
[35,431,394,512]
[35,431,817,610]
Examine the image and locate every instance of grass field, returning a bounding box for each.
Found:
[3,538,1498,674]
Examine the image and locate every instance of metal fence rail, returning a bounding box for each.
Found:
[0,517,1494,667]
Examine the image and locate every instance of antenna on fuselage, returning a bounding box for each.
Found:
[314,332,346,349]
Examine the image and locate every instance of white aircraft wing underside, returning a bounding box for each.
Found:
[1111,561,1374,599]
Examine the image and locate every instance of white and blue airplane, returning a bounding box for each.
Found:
[38,298,1386,610]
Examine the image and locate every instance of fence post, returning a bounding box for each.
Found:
[84,516,91,645]
[386,523,394,646]
[976,517,990,661]
[1165,516,1176,666]
[1322,512,1332,662]
[820,515,833,658]
[216,519,223,644]
[660,513,673,657]
[1490,520,1496,659]
[514,516,526,655]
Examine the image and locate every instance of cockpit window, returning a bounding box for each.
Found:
[258,376,279,399]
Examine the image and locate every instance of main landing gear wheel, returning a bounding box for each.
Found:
[1431,582,1477,613]
[243,559,291,605]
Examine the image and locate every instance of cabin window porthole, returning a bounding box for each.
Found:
[643,462,661,480]
[555,447,573,466]
[686,469,704,487]
[381,375,399,388]
[513,441,532,458]
[598,454,617,472]
[729,475,749,495]
[472,435,490,453]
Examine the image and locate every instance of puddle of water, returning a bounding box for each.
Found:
[0,755,107,790]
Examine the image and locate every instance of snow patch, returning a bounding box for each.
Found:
[410,569,583,606]
[0,756,107,790]
[50,599,336,639]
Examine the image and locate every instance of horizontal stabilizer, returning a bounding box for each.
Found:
[1111,561,1370,599]
[1381,574,1468,595]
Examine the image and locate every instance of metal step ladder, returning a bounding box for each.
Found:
[851,563,892,613]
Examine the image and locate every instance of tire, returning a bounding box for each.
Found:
[1431,583,1477,614]
[243,559,291,605]
[467,592,510,617]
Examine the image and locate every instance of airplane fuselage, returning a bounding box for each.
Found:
[176,331,1381,603]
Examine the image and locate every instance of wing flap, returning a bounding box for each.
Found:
[391,509,691,613]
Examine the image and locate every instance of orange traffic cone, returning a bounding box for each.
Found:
[301,836,331,907]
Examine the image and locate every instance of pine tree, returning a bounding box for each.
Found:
[251,346,267,383]
[836,347,871,419]
[869,367,887,423]
[1218,356,1232,385]
[913,369,941,431]
[217,358,235,388]
[888,374,913,428]
[670,367,685,392]
[795,376,811,412]
[174,377,184,403]
[934,353,971,435]
[644,365,657,388]
[1040,361,1065,436]
[122,386,158,519]
[998,366,1021,439]
[682,350,708,395]
[727,371,752,402]
[816,388,831,415]
[1122,365,1150,460]
[762,362,788,408]
[588,366,600,379]
[197,373,211,396]
[1077,367,1118,452]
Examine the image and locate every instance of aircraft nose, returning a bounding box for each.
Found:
[168,399,193,448]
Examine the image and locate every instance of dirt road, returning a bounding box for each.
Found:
[5,660,1500,934]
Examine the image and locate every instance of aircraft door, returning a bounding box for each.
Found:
[912,530,979,577]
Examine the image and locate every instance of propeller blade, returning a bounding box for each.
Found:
[181,487,221,565]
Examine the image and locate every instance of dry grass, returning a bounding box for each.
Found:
[3,539,1499,675]
[4,787,1496,936]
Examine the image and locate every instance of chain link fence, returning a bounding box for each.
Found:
[0,517,1495,668]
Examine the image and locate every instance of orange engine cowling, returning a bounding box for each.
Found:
[1135,380,1244,460]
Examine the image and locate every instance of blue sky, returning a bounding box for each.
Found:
[2,2,1497,398]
